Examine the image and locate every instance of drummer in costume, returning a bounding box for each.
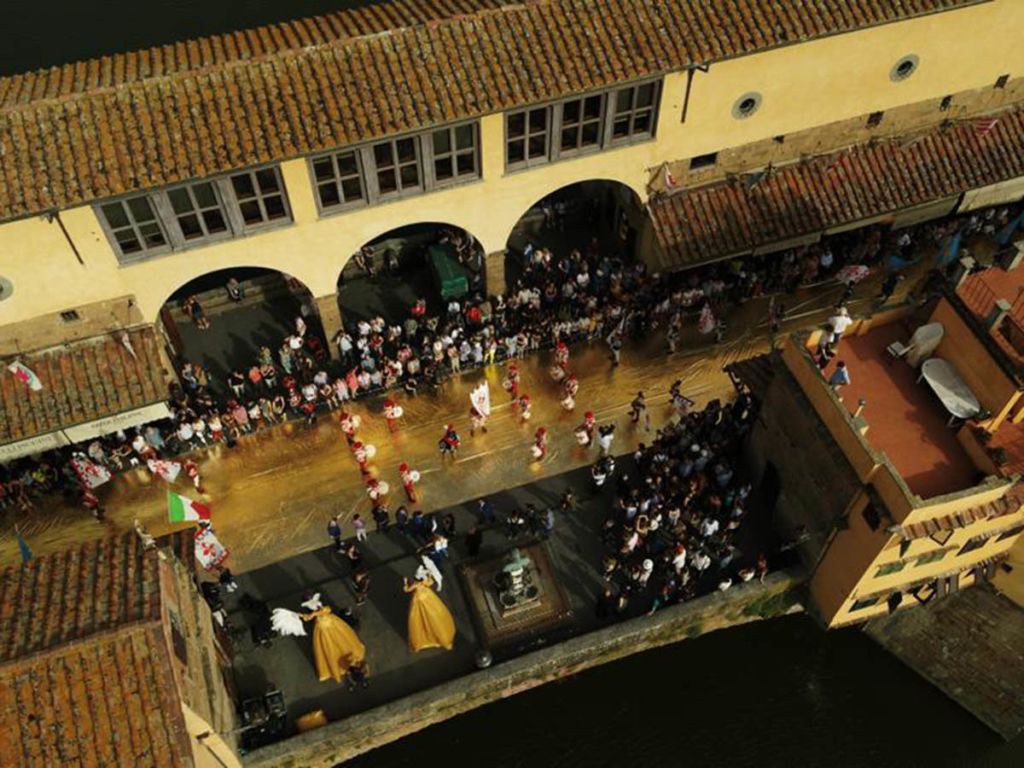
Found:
[399,462,420,502]
[382,397,403,432]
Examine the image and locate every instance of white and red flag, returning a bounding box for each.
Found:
[70,455,112,489]
[147,459,182,483]
[194,526,229,571]
[8,361,42,391]
[470,382,491,417]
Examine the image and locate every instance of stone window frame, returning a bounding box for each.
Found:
[875,560,906,577]
[429,122,481,189]
[227,166,292,232]
[160,180,234,246]
[371,136,425,201]
[309,148,369,214]
[307,120,482,217]
[849,595,881,612]
[97,195,172,261]
[914,549,948,567]
[504,78,662,172]
[557,93,608,158]
[96,163,293,264]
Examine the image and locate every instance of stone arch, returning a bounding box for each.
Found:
[333,222,490,325]
[155,265,324,386]
[499,178,648,290]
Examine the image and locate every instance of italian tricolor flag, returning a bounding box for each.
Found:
[168,491,210,523]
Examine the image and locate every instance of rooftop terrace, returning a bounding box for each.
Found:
[824,322,980,499]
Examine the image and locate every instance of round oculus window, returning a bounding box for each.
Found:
[732,92,762,119]
[891,55,919,82]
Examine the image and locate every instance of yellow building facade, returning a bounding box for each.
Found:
[743,295,1024,628]
[2,0,1024,361]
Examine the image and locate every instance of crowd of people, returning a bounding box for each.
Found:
[592,389,768,619]
[2,196,1020,520]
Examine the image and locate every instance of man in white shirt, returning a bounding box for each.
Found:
[691,551,712,572]
[700,516,720,538]
[827,306,853,344]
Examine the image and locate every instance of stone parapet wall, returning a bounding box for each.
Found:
[245,568,805,768]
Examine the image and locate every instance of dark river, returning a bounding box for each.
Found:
[345,615,1024,768]
[5,5,1024,767]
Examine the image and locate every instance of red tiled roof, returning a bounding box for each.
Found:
[0,326,167,446]
[0,1,507,108]
[0,0,980,222]
[899,484,1024,540]
[0,625,190,768]
[650,106,1024,269]
[0,533,163,662]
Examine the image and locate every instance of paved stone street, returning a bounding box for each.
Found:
[0,270,896,571]
[226,457,778,738]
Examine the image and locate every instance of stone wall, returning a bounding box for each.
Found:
[245,569,805,768]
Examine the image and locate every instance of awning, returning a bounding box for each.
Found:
[0,326,168,456]
[959,174,1024,213]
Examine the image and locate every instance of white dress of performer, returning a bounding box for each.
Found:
[470,382,492,419]
[597,427,615,455]
[417,555,444,592]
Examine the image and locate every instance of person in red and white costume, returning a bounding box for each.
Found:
[353,441,371,475]
[383,397,402,432]
[518,394,532,423]
[469,405,488,435]
[504,364,521,399]
[399,462,419,502]
[183,460,204,493]
[575,410,596,447]
[340,411,359,446]
[531,427,549,460]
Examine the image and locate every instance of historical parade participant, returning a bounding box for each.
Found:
[439,424,461,458]
[399,462,420,502]
[352,441,375,474]
[404,573,456,653]
[531,427,549,460]
[382,397,403,432]
[575,410,596,447]
[339,410,360,446]
[518,393,532,423]
[561,372,579,411]
[503,363,521,399]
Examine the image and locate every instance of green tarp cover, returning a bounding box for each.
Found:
[428,245,470,299]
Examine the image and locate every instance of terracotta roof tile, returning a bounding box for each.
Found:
[0,326,167,446]
[650,107,1024,270]
[0,0,981,221]
[0,625,190,768]
[0,533,163,662]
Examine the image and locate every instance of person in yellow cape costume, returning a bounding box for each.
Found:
[404,575,456,652]
[299,604,367,682]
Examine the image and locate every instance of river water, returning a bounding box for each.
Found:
[5,5,1024,767]
[345,615,1024,768]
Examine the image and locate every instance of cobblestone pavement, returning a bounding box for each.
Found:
[0,272,898,572]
